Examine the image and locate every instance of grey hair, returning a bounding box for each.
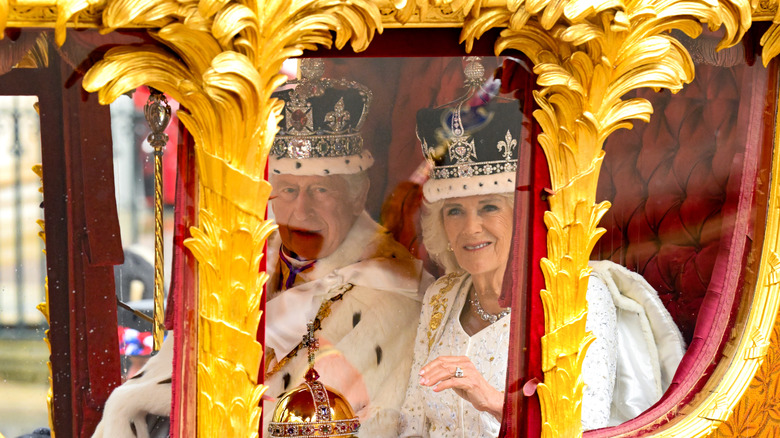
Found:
[340,171,370,204]
[421,192,515,273]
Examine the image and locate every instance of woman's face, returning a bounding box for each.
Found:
[441,194,514,277]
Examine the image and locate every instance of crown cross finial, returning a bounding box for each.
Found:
[463,57,486,88]
[303,321,319,368]
[299,58,325,81]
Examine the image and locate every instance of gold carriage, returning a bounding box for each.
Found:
[0,1,779,437]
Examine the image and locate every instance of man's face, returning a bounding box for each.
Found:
[271,174,363,260]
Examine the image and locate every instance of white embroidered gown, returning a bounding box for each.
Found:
[399,273,618,437]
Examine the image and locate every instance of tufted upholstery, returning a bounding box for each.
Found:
[586,52,774,437]
[594,64,751,344]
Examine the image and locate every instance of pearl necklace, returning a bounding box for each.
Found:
[469,289,510,324]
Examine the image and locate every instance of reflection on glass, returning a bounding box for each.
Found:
[589,31,773,434]
[266,54,756,436]
[0,95,48,437]
[265,56,686,437]
[93,50,773,438]
[264,58,427,436]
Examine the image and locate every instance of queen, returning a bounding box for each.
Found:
[398,86,685,437]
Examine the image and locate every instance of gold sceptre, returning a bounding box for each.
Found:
[144,87,171,351]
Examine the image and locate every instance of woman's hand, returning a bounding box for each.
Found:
[418,356,504,421]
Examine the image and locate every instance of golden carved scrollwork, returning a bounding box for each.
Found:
[75,0,382,436]
[754,0,778,21]
[760,3,780,63]
[378,0,468,26]
[711,312,780,436]
[0,1,6,32]
[0,0,477,31]
[0,0,104,46]
[1,0,780,437]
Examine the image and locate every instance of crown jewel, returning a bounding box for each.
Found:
[419,106,520,182]
[417,57,524,202]
[272,59,372,162]
[268,322,361,437]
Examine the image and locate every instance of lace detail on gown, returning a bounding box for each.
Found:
[399,275,510,437]
[399,273,618,436]
[581,275,618,431]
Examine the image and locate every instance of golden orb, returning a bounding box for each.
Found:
[268,368,360,437]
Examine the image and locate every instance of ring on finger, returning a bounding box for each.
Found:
[454,366,464,378]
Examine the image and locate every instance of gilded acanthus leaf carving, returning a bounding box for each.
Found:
[79,0,383,436]
[0,0,8,32]
[2,0,779,437]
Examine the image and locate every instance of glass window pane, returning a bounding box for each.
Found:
[0,95,49,438]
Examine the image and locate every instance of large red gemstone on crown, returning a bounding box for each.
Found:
[290,109,309,131]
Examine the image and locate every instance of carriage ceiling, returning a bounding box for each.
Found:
[1,1,780,437]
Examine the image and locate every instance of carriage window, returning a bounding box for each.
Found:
[264,50,774,436]
[263,56,528,436]
[0,28,774,438]
[588,30,775,434]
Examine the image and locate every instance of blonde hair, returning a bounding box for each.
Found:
[421,192,515,273]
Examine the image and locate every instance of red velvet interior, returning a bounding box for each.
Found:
[586,60,772,436]
[594,65,745,343]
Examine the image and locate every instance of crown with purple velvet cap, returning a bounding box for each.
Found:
[417,99,523,203]
[270,59,374,176]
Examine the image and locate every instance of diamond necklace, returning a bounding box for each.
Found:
[469,288,510,324]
